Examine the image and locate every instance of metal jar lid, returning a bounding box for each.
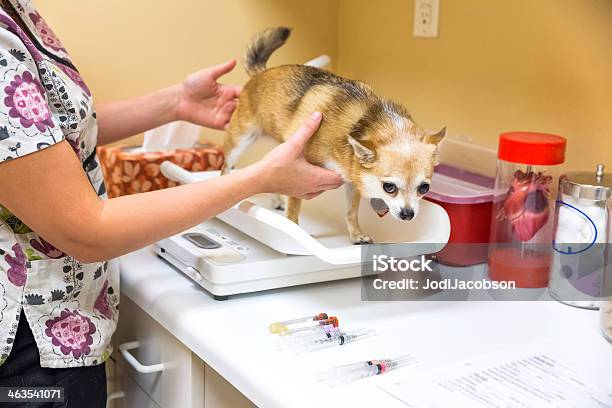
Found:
[560,164,612,201]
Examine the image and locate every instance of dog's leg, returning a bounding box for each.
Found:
[285,196,302,224]
[271,194,285,211]
[345,183,373,244]
[221,125,260,175]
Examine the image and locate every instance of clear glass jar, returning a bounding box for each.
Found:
[488,132,566,288]
[602,301,612,343]
[549,165,612,308]
[602,197,612,342]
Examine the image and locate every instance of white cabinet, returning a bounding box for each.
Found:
[204,365,256,408]
[113,295,255,408]
[119,374,162,408]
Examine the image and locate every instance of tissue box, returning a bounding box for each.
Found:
[97,144,224,198]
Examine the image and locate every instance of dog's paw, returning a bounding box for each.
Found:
[351,234,373,245]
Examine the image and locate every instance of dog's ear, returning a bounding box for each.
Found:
[425,127,446,165]
[426,126,446,146]
[348,136,375,167]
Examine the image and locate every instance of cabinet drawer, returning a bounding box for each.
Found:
[115,295,204,408]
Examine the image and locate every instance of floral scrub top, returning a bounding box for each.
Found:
[0,0,118,368]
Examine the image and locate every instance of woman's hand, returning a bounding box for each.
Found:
[97,59,242,145]
[176,60,242,130]
[250,112,344,199]
[96,60,241,145]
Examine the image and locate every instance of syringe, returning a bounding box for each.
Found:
[277,326,340,350]
[279,317,339,336]
[300,329,375,353]
[317,354,416,385]
[269,313,329,334]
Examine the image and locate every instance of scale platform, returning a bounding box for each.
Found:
[155,162,450,300]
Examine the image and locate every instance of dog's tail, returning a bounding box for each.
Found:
[244,27,291,77]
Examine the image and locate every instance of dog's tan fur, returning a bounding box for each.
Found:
[222,27,446,244]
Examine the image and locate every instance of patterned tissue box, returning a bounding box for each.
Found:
[97,144,224,198]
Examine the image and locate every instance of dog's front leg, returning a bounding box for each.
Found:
[345,183,373,244]
[285,196,302,224]
[221,125,261,175]
[271,194,285,211]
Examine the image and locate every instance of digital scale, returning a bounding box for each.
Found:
[155,162,451,300]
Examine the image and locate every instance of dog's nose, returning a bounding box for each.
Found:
[399,208,415,220]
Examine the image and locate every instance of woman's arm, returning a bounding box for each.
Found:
[0,112,340,262]
[94,86,179,145]
[96,60,241,145]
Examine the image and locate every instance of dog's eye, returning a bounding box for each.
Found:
[382,182,397,194]
[418,182,430,195]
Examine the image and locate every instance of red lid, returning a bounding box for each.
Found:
[498,132,566,165]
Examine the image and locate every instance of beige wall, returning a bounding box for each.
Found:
[36,0,338,161]
[37,0,610,172]
[337,0,612,172]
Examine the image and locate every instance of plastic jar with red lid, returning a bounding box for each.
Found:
[488,132,567,288]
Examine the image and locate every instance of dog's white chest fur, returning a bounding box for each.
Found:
[323,160,349,182]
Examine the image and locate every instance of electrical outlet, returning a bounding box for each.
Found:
[413,0,440,38]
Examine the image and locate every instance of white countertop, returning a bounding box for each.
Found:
[119,247,609,408]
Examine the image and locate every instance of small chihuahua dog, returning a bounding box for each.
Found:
[221,27,446,244]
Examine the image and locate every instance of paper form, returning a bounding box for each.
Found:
[379,344,612,408]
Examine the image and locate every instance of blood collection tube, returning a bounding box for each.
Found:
[268,313,328,334]
[279,317,339,336]
[284,324,338,340]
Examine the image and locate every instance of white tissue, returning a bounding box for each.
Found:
[142,121,201,152]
